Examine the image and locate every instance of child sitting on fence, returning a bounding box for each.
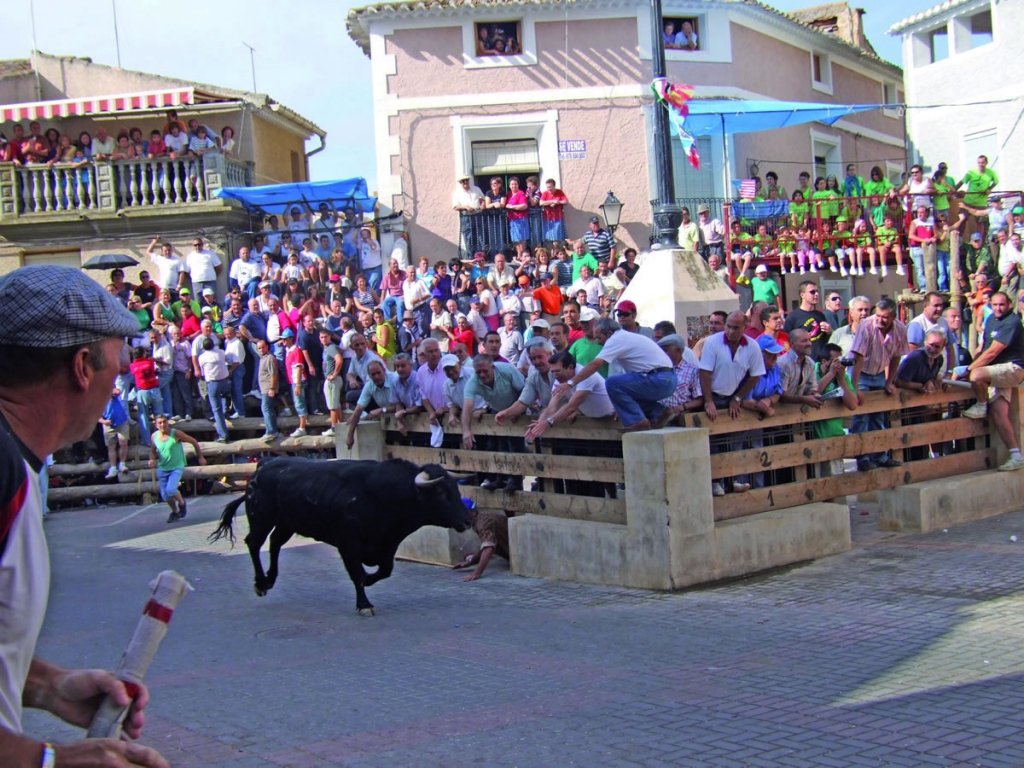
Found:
[832,217,856,275]
[852,218,880,277]
[729,219,754,284]
[777,224,797,275]
[817,221,845,277]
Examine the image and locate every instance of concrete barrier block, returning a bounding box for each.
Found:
[397,526,480,566]
[878,470,1024,533]
[707,502,851,585]
[509,515,672,590]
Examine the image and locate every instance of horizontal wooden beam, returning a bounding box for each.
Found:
[172,415,333,432]
[47,478,241,504]
[710,417,989,479]
[383,445,624,483]
[713,449,995,521]
[462,485,626,525]
[679,388,975,436]
[383,412,622,442]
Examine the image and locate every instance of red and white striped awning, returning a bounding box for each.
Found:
[0,87,205,122]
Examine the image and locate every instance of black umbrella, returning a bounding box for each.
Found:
[82,254,140,270]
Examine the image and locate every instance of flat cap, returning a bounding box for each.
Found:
[0,265,141,347]
[657,333,686,349]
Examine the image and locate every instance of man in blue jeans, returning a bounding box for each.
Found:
[850,297,909,471]
[196,337,231,443]
[550,317,676,432]
[255,339,280,440]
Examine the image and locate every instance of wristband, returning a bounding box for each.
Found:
[40,743,56,768]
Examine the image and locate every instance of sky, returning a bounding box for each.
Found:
[1,0,929,191]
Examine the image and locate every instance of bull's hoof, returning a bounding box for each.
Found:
[254,585,267,597]
[357,607,376,617]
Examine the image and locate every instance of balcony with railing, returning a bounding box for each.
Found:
[0,151,253,222]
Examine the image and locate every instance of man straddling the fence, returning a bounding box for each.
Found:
[850,297,909,472]
[550,317,676,433]
[955,291,1024,471]
[389,353,424,438]
[728,335,787,494]
[462,354,526,491]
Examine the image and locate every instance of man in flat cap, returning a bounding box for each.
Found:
[0,266,167,766]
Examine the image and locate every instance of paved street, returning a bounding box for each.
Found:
[25,496,1024,767]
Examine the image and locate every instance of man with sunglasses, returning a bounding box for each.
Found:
[783,280,832,361]
[823,291,844,330]
[614,300,654,339]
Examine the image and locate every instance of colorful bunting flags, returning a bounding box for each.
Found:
[652,78,700,170]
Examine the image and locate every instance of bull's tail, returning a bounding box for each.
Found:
[209,496,245,546]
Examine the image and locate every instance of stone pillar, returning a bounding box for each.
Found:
[203,152,227,198]
[0,162,16,221]
[617,249,739,348]
[94,161,117,212]
[339,419,384,461]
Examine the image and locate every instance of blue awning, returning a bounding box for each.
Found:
[682,100,892,137]
[215,178,377,218]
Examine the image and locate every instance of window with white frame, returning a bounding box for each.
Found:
[969,9,993,48]
[882,81,900,119]
[462,17,537,68]
[811,132,841,180]
[962,128,998,172]
[811,51,833,94]
[471,140,540,190]
[663,16,701,52]
[929,25,949,62]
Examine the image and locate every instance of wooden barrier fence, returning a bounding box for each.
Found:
[671,388,995,521]
[377,412,628,525]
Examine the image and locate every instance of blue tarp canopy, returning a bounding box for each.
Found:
[215,177,377,218]
[682,100,891,137]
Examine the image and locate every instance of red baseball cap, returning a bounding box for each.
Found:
[616,300,637,313]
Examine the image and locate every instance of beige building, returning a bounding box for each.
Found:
[0,52,325,288]
[347,0,905,257]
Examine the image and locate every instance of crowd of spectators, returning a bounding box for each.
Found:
[717,157,1020,300]
[0,110,238,209]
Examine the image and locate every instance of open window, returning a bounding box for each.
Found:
[882,81,900,119]
[810,51,833,95]
[471,139,540,191]
[663,16,700,52]
[473,21,523,57]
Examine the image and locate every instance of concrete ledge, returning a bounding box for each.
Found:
[509,515,673,590]
[396,526,480,566]
[707,502,851,586]
[878,469,1024,533]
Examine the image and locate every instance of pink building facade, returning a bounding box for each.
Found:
[348,0,905,256]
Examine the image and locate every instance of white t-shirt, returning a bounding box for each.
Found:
[150,254,185,289]
[287,219,308,242]
[698,332,766,396]
[185,249,222,282]
[229,258,261,290]
[361,239,383,270]
[478,289,499,318]
[998,242,1023,277]
[226,337,247,366]
[165,132,189,153]
[191,334,221,359]
[572,373,615,418]
[452,184,484,209]
[403,279,430,310]
[597,330,672,373]
[198,348,229,381]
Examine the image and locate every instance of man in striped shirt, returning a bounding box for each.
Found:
[583,216,616,266]
[850,297,909,471]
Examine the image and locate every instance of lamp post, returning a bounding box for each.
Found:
[599,191,623,236]
[649,0,681,249]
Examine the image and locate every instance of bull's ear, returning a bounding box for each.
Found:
[414,470,445,487]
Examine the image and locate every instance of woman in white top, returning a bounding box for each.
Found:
[899,165,934,212]
[473,276,500,331]
[403,264,432,335]
[219,126,236,155]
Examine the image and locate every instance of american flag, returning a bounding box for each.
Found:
[739,179,757,199]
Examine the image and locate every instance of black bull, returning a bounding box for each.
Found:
[209,457,472,615]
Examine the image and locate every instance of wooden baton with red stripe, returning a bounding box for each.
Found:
[87,570,193,739]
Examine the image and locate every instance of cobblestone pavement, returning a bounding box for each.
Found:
[24,496,1024,767]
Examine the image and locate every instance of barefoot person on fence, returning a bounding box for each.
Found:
[0,265,168,766]
[150,414,207,523]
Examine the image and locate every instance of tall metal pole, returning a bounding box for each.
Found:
[649,0,681,249]
[242,42,258,93]
[111,0,122,68]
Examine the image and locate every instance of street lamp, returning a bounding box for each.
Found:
[599,191,623,235]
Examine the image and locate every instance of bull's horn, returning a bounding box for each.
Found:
[446,471,475,479]
[415,470,445,487]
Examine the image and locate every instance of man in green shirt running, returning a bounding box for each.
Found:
[149,414,206,522]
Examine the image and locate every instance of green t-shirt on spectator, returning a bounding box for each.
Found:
[789,202,809,228]
[874,225,898,246]
[152,429,187,471]
[129,307,151,331]
[960,168,999,209]
[864,178,893,197]
[751,276,780,305]
[812,190,839,219]
[569,336,608,378]
[812,364,851,440]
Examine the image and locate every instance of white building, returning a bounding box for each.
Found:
[889,0,1023,190]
